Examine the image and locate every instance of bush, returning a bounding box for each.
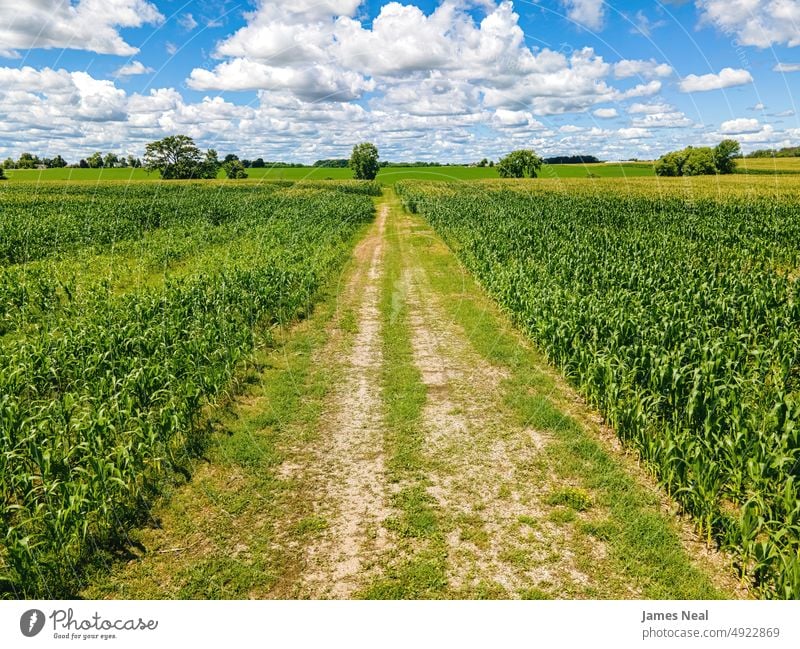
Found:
[655,140,740,177]
[223,160,248,179]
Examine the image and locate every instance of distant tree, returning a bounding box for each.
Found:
[544,155,601,165]
[127,155,141,168]
[241,159,252,168]
[655,140,739,177]
[86,152,104,168]
[17,152,39,169]
[78,159,89,169]
[2,157,16,169]
[143,135,219,180]
[103,152,119,168]
[714,139,741,174]
[682,147,717,176]
[0,167,6,180]
[314,158,350,168]
[251,157,265,168]
[349,142,380,180]
[497,149,543,178]
[488,160,494,167]
[477,158,489,167]
[49,154,68,168]
[198,149,221,179]
[223,159,248,179]
[654,150,687,177]
[223,153,239,164]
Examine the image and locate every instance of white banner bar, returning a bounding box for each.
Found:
[1,600,797,649]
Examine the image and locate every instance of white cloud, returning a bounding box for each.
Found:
[775,109,796,117]
[697,0,800,48]
[720,117,762,134]
[619,80,663,98]
[189,59,374,101]
[561,0,605,30]
[679,67,753,92]
[191,2,643,116]
[593,107,618,118]
[115,61,154,77]
[632,111,694,128]
[617,127,651,139]
[0,0,163,57]
[178,13,198,31]
[774,62,800,72]
[629,10,668,37]
[614,59,673,79]
[492,108,544,128]
[628,101,674,114]
[750,102,766,110]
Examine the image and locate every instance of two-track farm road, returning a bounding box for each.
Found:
[85,192,746,600]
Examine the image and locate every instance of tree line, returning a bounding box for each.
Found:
[0,134,754,181]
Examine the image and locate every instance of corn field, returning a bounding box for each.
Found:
[397,178,800,599]
[0,180,378,598]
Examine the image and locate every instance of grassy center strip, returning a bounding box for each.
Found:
[360,195,448,599]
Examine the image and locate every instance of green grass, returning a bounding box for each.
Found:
[362,192,448,599]
[2,162,657,184]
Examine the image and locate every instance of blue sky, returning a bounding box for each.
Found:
[0,0,798,162]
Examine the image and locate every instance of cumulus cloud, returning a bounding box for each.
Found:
[2,0,794,163]
[774,62,800,72]
[115,61,154,77]
[696,0,800,48]
[178,13,198,31]
[561,0,605,30]
[632,111,694,128]
[593,107,618,118]
[679,67,753,92]
[720,117,762,134]
[190,1,650,117]
[0,0,163,57]
[628,101,674,114]
[613,59,673,79]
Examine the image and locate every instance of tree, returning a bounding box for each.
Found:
[714,139,741,174]
[103,152,119,168]
[496,149,543,178]
[49,154,68,168]
[78,159,89,169]
[85,152,103,168]
[349,142,380,180]
[223,153,239,164]
[251,158,265,168]
[682,147,716,176]
[0,167,6,180]
[223,159,248,179]
[477,158,489,167]
[654,150,687,177]
[2,157,15,169]
[143,135,219,180]
[655,140,740,177]
[127,155,141,168]
[198,149,220,179]
[17,152,39,169]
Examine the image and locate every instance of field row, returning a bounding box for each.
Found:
[0,181,378,598]
[397,178,800,599]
